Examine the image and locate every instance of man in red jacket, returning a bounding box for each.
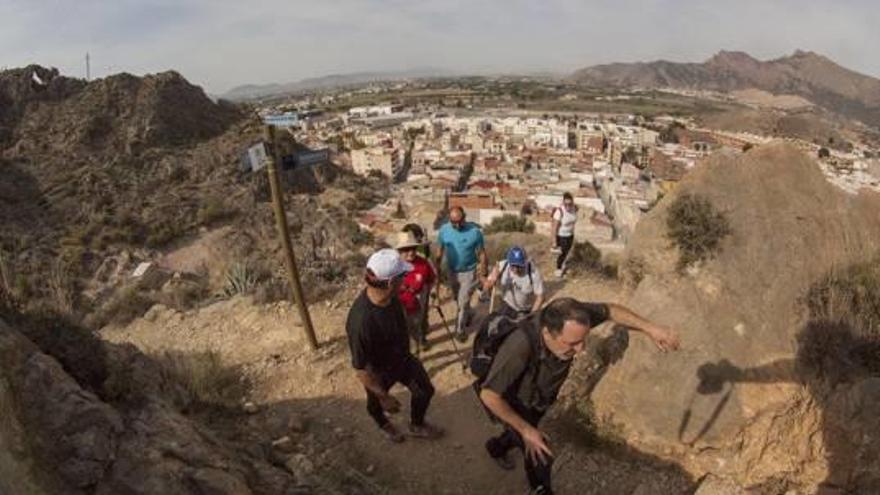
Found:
[392,231,436,351]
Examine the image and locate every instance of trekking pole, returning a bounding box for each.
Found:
[433,304,468,372]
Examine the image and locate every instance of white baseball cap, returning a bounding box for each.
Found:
[366,248,413,281]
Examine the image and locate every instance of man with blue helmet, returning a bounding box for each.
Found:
[483,246,545,319]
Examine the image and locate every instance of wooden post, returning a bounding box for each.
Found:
[264,124,319,350]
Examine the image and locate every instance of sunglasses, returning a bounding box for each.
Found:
[398,246,417,253]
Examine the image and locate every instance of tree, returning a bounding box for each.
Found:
[659,122,683,144]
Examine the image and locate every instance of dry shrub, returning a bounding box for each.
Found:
[799,255,880,384]
[622,256,647,288]
[156,278,209,311]
[666,193,732,271]
[153,350,249,411]
[197,196,237,225]
[567,241,604,275]
[89,286,154,328]
[48,259,76,316]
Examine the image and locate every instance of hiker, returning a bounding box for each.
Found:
[435,206,488,342]
[392,231,436,351]
[402,222,431,259]
[345,248,444,443]
[476,298,680,495]
[550,192,578,278]
[482,246,545,320]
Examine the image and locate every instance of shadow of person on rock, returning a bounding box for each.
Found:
[692,320,880,494]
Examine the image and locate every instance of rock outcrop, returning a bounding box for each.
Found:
[0,312,307,495]
[584,143,880,492]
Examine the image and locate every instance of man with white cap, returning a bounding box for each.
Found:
[346,248,445,443]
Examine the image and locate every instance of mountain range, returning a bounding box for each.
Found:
[571,50,880,128]
[221,67,453,101]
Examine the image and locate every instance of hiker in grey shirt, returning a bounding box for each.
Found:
[483,246,545,319]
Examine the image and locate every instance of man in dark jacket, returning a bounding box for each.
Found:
[479,297,680,494]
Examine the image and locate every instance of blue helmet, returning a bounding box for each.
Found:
[506,246,527,267]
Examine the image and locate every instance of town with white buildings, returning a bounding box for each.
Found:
[257,94,880,255]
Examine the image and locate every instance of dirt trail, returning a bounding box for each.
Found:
[101,272,694,495]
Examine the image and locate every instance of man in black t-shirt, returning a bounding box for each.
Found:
[479,298,680,495]
[346,248,444,443]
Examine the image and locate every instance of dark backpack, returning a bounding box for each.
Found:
[469,312,539,383]
[470,313,541,421]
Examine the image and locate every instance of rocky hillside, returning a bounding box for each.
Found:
[572,50,880,128]
[0,65,386,322]
[584,143,880,493]
[0,297,386,495]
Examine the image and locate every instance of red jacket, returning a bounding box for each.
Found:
[398,256,435,314]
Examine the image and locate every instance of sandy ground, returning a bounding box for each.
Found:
[102,268,694,495]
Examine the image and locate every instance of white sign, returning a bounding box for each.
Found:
[248,143,269,172]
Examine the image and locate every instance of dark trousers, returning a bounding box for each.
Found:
[486,408,553,492]
[556,235,574,270]
[365,356,435,428]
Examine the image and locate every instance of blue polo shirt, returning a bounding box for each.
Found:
[437,221,485,273]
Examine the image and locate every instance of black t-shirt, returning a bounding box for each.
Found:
[346,290,411,373]
[481,303,609,413]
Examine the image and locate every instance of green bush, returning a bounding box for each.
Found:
[666,194,732,271]
[484,214,535,235]
[566,241,607,276]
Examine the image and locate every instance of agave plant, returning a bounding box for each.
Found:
[224,261,257,297]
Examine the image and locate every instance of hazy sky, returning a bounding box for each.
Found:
[2,0,879,94]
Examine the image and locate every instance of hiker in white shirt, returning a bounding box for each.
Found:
[550,192,578,278]
[483,246,545,319]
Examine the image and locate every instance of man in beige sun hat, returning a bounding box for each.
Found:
[389,230,436,351]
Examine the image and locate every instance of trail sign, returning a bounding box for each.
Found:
[240,142,269,172]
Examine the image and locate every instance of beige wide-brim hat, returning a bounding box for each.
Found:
[388,231,422,250]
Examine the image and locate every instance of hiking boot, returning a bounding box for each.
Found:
[380,423,405,443]
[408,422,444,439]
[455,331,468,343]
[528,486,553,495]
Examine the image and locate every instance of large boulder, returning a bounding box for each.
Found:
[585,143,880,490]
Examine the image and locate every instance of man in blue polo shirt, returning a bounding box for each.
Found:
[435,206,488,341]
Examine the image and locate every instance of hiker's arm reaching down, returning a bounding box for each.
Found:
[483,264,501,291]
[480,388,553,464]
[530,293,544,314]
[607,303,680,352]
[477,247,489,284]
